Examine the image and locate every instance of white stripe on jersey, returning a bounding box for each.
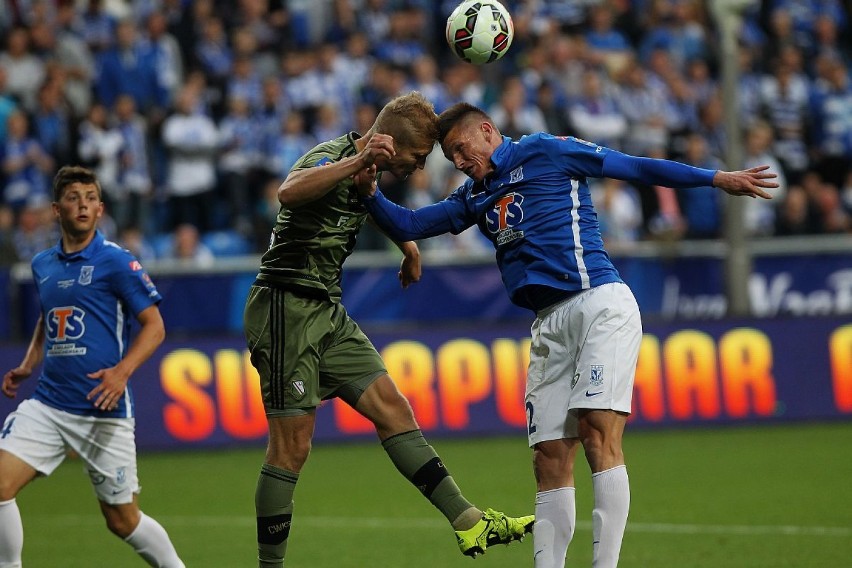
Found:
[115,300,125,356]
[569,179,590,288]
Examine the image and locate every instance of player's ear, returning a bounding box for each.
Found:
[481,121,495,141]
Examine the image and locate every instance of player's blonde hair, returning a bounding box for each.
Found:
[372,91,438,150]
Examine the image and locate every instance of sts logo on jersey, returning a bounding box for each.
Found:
[486,193,525,246]
[45,306,87,356]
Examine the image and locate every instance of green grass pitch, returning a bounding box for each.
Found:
[16,422,852,567]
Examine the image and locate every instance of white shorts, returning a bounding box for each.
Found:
[0,399,140,504]
[525,282,641,447]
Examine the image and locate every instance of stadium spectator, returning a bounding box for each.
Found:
[0,26,46,112]
[79,0,117,54]
[0,165,185,568]
[678,132,725,239]
[218,95,264,234]
[759,56,811,183]
[775,184,821,236]
[592,177,643,245]
[194,15,233,87]
[142,11,184,105]
[242,92,533,567]
[114,94,154,234]
[160,86,219,231]
[2,110,54,213]
[94,18,169,115]
[813,180,850,234]
[265,112,314,180]
[808,56,852,189]
[615,61,671,155]
[31,82,73,169]
[0,203,17,265]
[356,101,777,568]
[10,196,55,262]
[567,69,627,149]
[0,67,17,142]
[118,224,156,264]
[28,11,96,119]
[165,222,214,267]
[76,103,125,224]
[744,120,788,235]
[488,75,548,138]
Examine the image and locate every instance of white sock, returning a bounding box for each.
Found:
[592,465,630,568]
[124,512,185,568]
[533,487,575,568]
[0,499,23,568]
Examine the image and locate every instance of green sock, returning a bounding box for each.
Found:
[381,430,479,529]
[256,464,298,568]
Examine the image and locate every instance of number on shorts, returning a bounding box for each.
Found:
[1,416,14,439]
[525,402,536,436]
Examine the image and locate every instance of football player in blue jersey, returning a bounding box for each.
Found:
[354,102,777,568]
[0,166,184,567]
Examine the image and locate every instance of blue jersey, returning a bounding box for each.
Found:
[363,134,717,312]
[439,134,623,308]
[30,231,161,418]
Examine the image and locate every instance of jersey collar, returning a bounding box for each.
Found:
[56,230,104,261]
[487,136,515,178]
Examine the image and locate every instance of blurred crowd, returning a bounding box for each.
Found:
[0,0,851,267]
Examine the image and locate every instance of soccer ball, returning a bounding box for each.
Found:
[445,0,514,65]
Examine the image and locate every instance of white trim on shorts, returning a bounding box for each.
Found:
[0,399,140,504]
[524,282,641,447]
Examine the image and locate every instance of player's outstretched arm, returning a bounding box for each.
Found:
[278,133,395,208]
[2,315,45,398]
[86,304,165,411]
[711,166,778,199]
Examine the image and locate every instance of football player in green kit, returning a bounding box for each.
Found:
[243,91,533,567]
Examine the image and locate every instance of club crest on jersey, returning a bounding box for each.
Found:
[291,380,306,400]
[509,165,524,184]
[486,193,525,246]
[78,265,94,285]
[590,365,604,386]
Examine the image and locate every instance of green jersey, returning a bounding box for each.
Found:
[256,132,369,302]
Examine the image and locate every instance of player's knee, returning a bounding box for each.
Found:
[580,429,623,470]
[267,437,311,471]
[103,509,140,538]
[374,390,416,432]
[0,483,17,501]
[533,444,573,488]
[0,473,24,500]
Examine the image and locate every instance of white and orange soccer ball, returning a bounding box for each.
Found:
[445,0,514,65]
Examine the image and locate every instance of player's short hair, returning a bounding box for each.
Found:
[373,91,438,150]
[53,165,102,202]
[437,103,494,143]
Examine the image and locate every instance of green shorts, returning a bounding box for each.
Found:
[243,284,386,417]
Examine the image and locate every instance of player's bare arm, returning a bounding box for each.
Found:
[397,241,421,289]
[278,133,395,207]
[2,314,45,398]
[363,204,422,289]
[712,165,778,199]
[87,304,165,411]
